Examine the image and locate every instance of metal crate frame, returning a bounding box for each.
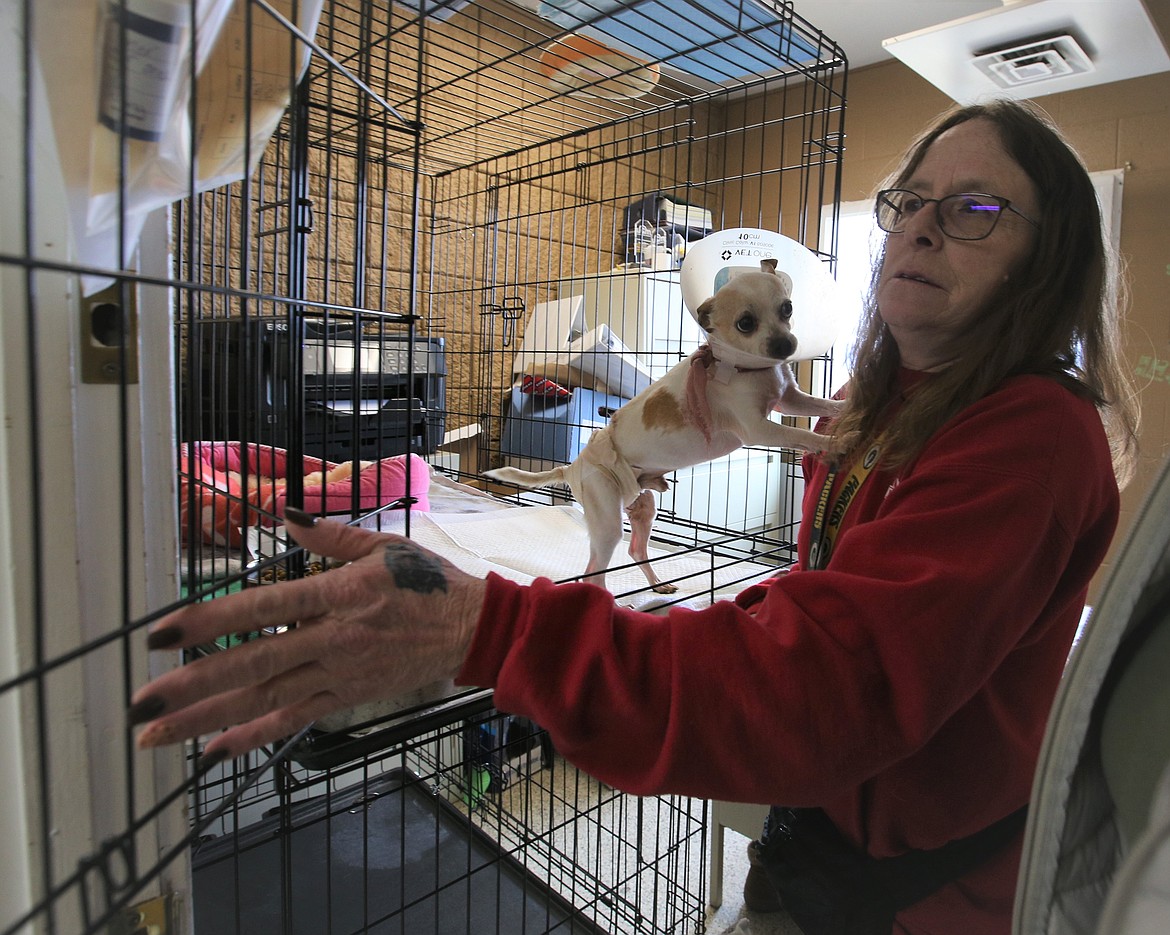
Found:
[1,1,846,933]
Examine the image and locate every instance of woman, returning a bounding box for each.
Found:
[132,100,1139,934]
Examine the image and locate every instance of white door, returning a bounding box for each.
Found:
[0,2,191,933]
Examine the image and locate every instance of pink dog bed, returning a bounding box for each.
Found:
[180,441,430,547]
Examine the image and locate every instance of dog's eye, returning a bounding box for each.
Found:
[779,300,793,320]
[735,314,757,334]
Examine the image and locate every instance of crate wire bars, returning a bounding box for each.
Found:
[1,1,845,933]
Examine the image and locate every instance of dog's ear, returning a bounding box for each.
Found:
[760,258,778,275]
[695,296,715,332]
[776,269,794,295]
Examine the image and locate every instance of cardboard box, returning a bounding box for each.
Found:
[512,299,652,400]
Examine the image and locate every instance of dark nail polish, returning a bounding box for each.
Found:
[146,626,183,650]
[284,506,318,528]
[198,748,230,770]
[127,696,166,726]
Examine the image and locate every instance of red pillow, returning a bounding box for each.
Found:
[180,442,430,547]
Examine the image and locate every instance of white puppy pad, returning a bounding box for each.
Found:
[407,505,776,612]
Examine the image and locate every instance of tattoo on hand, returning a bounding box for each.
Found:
[383,543,449,594]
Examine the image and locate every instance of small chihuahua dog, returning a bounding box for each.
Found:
[485,259,842,593]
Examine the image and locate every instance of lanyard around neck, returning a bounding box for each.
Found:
[807,439,883,571]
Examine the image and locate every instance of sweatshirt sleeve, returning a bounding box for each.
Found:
[456,377,1119,807]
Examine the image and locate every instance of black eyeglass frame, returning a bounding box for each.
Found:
[874,189,1041,241]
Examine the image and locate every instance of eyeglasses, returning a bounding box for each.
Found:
[875,189,1041,241]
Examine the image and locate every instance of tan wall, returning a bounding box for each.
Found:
[839,60,1170,595]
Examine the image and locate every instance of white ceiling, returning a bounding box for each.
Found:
[790,0,1170,102]
[881,0,1170,103]
[788,0,1007,68]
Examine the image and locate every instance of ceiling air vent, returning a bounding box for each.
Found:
[971,34,1094,89]
[882,0,1170,104]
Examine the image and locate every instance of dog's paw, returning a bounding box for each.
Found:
[782,427,841,457]
[813,435,849,460]
[782,428,836,454]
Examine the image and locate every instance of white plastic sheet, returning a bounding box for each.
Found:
[88,0,325,237]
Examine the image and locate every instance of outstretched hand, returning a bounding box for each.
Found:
[130,509,487,762]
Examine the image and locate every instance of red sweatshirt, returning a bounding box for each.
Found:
[456,373,1119,934]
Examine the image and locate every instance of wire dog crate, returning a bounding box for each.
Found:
[2,1,845,933]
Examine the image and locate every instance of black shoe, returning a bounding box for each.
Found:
[743,840,782,913]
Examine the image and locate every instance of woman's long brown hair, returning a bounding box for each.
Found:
[831,99,1140,486]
